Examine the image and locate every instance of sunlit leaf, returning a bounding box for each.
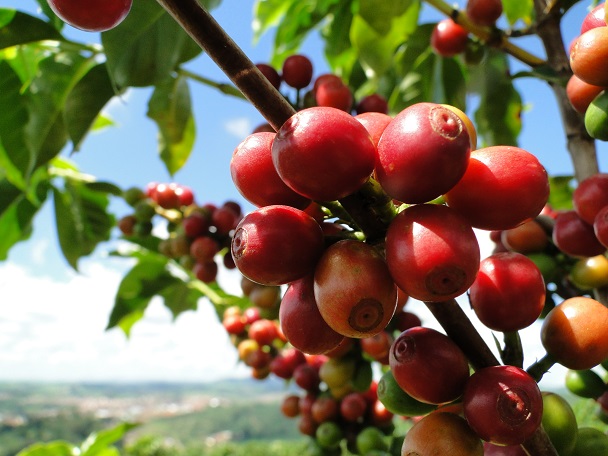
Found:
[503,0,534,26]
[358,0,413,36]
[0,9,63,49]
[147,76,195,176]
[102,0,202,88]
[16,441,75,456]
[53,180,115,270]
[548,175,575,210]
[64,64,120,152]
[80,422,138,456]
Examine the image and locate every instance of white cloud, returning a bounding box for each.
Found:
[224,117,253,139]
[0,259,248,382]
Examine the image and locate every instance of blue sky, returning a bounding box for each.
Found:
[0,0,602,385]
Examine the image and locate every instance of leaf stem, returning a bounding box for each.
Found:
[527,353,557,383]
[177,68,247,99]
[422,0,546,67]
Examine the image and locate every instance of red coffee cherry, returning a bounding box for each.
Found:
[231,205,324,286]
[445,145,550,230]
[431,18,469,57]
[385,204,480,302]
[466,0,503,26]
[272,107,376,201]
[463,365,543,446]
[469,252,545,332]
[281,54,313,89]
[389,326,470,404]
[552,210,606,257]
[48,0,132,32]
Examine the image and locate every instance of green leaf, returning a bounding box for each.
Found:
[17,441,75,456]
[102,0,202,88]
[34,0,65,30]
[80,422,138,456]
[25,53,96,171]
[548,175,575,210]
[253,0,297,41]
[358,0,413,36]
[84,181,123,196]
[0,60,33,188]
[503,0,534,26]
[147,76,196,175]
[470,50,522,146]
[321,0,357,79]
[0,9,63,49]
[350,2,420,79]
[64,64,120,152]
[52,180,115,270]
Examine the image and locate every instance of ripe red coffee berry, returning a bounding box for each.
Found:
[315,79,353,112]
[581,2,607,34]
[466,0,503,26]
[552,210,606,257]
[231,205,324,286]
[47,0,132,32]
[385,204,480,302]
[431,18,469,57]
[255,63,281,90]
[230,132,311,209]
[272,107,376,201]
[389,326,470,404]
[594,205,608,247]
[445,146,550,230]
[356,93,389,114]
[376,102,471,204]
[469,252,545,332]
[281,54,313,89]
[463,365,543,446]
[314,240,398,338]
[355,112,392,148]
[570,27,608,87]
[573,173,608,224]
[279,275,345,355]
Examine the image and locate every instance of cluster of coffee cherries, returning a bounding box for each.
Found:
[117,181,242,284]
[226,70,608,453]
[254,53,389,126]
[567,2,608,140]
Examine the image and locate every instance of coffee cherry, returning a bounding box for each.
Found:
[469,252,546,332]
[445,145,550,230]
[431,18,469,57]
[192,260,218,283]
[552,210,605,257]
[231,132,311,209]
[279,275,345,355]
[573,173,608,224]
[594,204,608,247]
[255,63,281,90]
[566,74,605,114]
[389,326,470,404]
[463,365,543,446]
[281,394,301,418]
[541,296,608,370]
[47,0,132,32]
[401,412,483,455]
[501,219,548,254]
[282,54,313,89]
[314,240,398,338]
[581,2,607,34]
[541,392,578,456]
[376,102,471,204]
[272,107,376,201]
[466,0,503,26]
[570,27,608,87]
[355,93,389,115]
[231,205,324,286]
[354,112,392,148]
[315,79,353,112]
[376,369,437,417]
[385,204,480,302]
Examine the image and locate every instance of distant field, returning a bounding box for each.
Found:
[0,379,304,456]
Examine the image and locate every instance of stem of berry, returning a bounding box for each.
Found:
[156,0,295,131]
[423,0,546,67]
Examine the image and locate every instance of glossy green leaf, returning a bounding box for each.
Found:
[548,175,575,210]
[102,0,202,88]
[52,180,115,270]
[503,0,534,26]
[34,0,64,30]
[147,76,195,176]
[321,0,357,79]
[80,422,138,456]
[16,441,75,456]
[64,64,119,152]
[0,60,32,188]
[25,53,96,171]
[350,2,419,78]
[0,9,63,49]
[253,0,298,42]
[470,50,522,146]
[358,0,413,36]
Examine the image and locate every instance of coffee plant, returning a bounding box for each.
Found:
[4,0,608,455]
